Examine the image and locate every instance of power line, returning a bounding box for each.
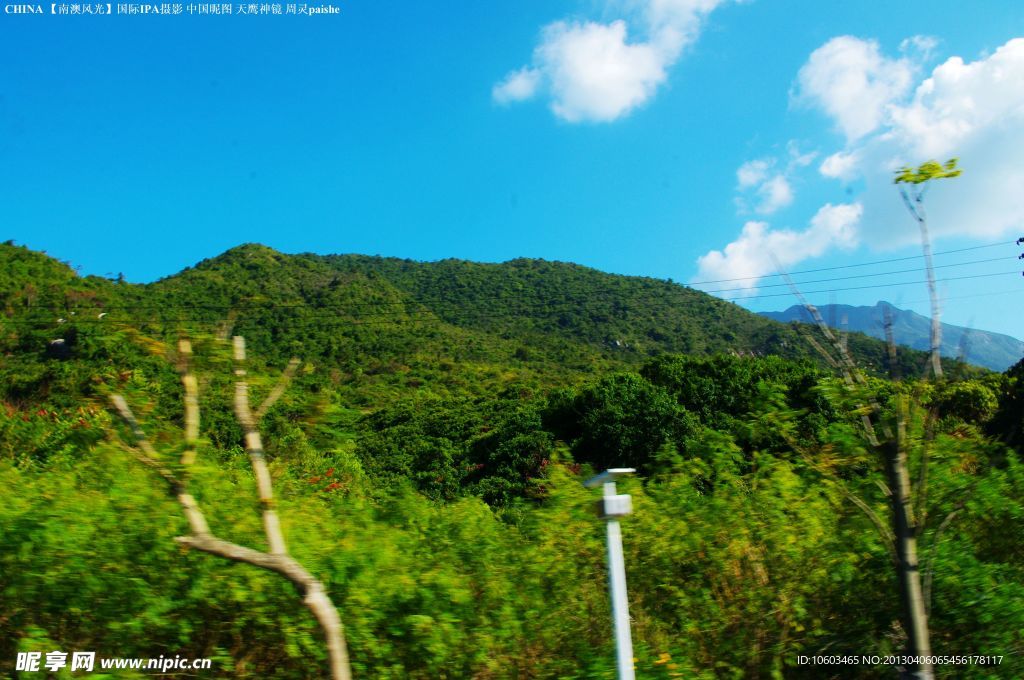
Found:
[703,255,1013,294]
[718,270,1019,302]
[689,240,1014,285]
[896,288,1021,305]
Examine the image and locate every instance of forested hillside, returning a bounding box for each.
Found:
[1,242,961,407]
[2,242,1021,678]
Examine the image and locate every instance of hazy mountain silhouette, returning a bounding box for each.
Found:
[760,301,1024,371]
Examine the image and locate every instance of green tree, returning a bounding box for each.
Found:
[544,373,690,472]
[894,158,962,379]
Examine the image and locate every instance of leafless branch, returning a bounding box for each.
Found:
[180,339,200,467]
[883,306,901,384]
[215,310,238,342]
[923,506,962,616]
[776,250,933,670]
[900,185,943,379]
[771,253,884,445]
[109,336,352,680]
[840,312,848,358]
[255,357,301,421]
[108,395,182,491]
[232,336,352,679]
[914,407,938,535]
[233,336,287,555]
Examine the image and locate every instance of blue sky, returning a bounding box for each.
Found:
[2,1,1023,341]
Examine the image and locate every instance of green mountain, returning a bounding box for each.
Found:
[2,241,1021,678]
[302,249,947,377]
[0,242,952,403]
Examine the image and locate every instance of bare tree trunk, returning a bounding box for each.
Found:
[919,216,943,380]
[883,317,933,679]
[899,187,943,378]
[777,259,935,678]
[884,435,934,679]
[111,337,352,680]
[232,337,352,678]
[923,507,961,616]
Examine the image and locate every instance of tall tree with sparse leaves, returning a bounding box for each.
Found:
[894,158,962,379]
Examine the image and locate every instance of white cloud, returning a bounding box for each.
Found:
[900,35,939,60]
[887,38,1024,159]
[736,151,804,215]
[642,0,725,57]
[757,175,794,214]
[699,37,1024,294]
[819,150,860,181]
[493,67,542,104]
[786,140,818,168]
[736,159,769,188]
[494,0,727,122]
[829,38,1024,248]
[694,203,862,292]
[536,20,668,122]
[795,36,915,141]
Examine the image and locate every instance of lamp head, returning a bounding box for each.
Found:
[583,468,636,489]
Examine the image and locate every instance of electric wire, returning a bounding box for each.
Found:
[689,240,1014,285]
[717,270,1018,302]
[702,255,1012,294]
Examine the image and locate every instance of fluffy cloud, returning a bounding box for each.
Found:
[819,150,860,181]
[494,0,727,122]
[736,159,769,188]
[734,143,813,215]
[888,38,1024,159]
[795,36,915,141]
[756,175,794,214]
[492,67,542,104]
[734,171,793,215]
[821,38,1024,248]
[694,203,862,293]
[535,21,668,122]
[700,36,1024,295]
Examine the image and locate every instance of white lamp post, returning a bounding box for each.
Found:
[584,468,636,680]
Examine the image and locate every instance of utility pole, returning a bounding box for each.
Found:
[584,468,636,680]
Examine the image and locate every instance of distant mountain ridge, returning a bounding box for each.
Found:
[760,301,1024,371]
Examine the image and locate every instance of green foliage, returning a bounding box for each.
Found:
[544,373,692,473]
[355,395,556,504]
[466,403,554,505]
[2,242,1022,678]
[930,379,999,425]
[926,451,1024,662]
[641,354,827,427]
[988,358,1024,454]
[0,404,107,463]
[314,251,939,377]
[894,158,962,185]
